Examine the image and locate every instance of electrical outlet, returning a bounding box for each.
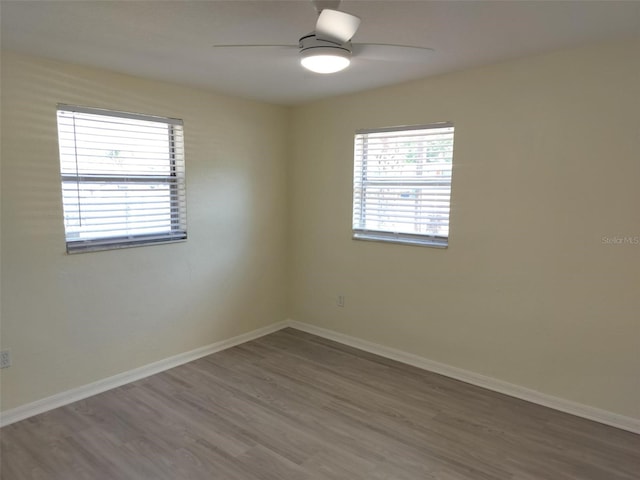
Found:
[0,350,11,369]
[337,295,345,307]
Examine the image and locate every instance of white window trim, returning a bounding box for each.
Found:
[352,122,454,248]
[56,104,187,253]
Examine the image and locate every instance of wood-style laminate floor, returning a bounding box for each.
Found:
[1,328,638,479]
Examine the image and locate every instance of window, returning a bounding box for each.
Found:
[353,123,454,247]
[56,105,186,253]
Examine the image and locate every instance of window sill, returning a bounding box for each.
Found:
[352,232,448,249]
[66,235,187,254]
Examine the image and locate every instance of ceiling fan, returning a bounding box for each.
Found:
[213,0,433,74]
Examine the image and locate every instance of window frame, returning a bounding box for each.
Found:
[352,122,455,248]
[56,104,187,254]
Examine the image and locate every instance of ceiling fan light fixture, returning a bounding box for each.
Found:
[300,46,351,74]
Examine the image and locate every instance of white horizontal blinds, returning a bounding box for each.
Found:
[353,123,454,243]
[57,105,186,253]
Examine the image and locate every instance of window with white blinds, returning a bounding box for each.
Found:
[56,105,187,253]
[353,123,455,247]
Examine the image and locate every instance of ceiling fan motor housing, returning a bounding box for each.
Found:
[299,34,352,73]
[299,34,352,56]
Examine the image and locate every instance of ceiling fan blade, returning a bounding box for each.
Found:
[352,43,434,62]
[315,9,361,44]
[213,44,297,50]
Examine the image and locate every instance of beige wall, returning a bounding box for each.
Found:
[0,52,289,410]
[289,39,640,419]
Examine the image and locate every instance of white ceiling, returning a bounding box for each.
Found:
[2,0,639,105]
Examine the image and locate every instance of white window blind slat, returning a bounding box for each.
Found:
[353,123,455,247]
[56,105,187,253]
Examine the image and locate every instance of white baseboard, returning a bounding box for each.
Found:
[286,320,640,435]
[0,321,288,427]
[3,319,638,435]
